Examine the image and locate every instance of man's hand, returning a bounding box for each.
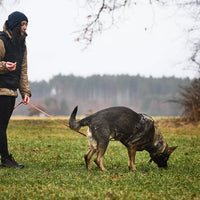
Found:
[23,94,30,105]
[6,62,17,71]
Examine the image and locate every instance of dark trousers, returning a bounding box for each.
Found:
[0,95,16,161]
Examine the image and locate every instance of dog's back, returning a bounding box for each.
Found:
[69,106,141,132]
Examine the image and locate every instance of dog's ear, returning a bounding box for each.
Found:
[167,146,178,155]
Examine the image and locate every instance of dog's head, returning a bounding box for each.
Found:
[149,146,178,168]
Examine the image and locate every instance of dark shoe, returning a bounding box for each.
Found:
[1,154,24,168]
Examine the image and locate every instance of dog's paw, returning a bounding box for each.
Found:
[128,166,137,171]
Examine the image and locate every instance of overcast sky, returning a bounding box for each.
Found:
[0,0,198,81]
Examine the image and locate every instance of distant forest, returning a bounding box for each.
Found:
[14,74,191,116]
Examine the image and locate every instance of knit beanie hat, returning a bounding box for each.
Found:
[6,11,28,30]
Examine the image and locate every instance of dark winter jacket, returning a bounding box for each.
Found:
[0,22,31,98]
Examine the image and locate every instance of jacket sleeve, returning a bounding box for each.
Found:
[0,39,8,74]
[19,47,32,98]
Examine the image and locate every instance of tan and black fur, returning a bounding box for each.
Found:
[69,106,177,171]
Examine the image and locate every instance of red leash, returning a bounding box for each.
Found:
[14,101,87,137]
[14,101,23,110]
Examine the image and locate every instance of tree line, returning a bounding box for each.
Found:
[14,74,191,117]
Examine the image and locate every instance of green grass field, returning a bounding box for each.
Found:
[0,117,199,200]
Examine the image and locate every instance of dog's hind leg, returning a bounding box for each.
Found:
[94,142,109,171]
[84,147,96,170]
[127,144,137,171]
[85,127,98,170]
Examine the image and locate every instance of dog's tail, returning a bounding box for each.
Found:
[69,106,81,131]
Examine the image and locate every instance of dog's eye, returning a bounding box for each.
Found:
[162,155,168,161]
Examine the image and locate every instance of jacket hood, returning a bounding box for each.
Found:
[3,21,12,39]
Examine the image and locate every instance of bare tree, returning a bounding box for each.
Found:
[76,0,200,70]
[76,0,131,45]
[180,1,200,71]
[170,78,200,121]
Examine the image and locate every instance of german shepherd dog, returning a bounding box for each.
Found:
[69,106,177,171]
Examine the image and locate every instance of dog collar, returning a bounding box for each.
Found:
[150,128,167,156]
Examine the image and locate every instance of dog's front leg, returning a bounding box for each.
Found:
[127,145,137,171]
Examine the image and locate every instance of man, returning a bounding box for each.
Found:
[0,11,31,168]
